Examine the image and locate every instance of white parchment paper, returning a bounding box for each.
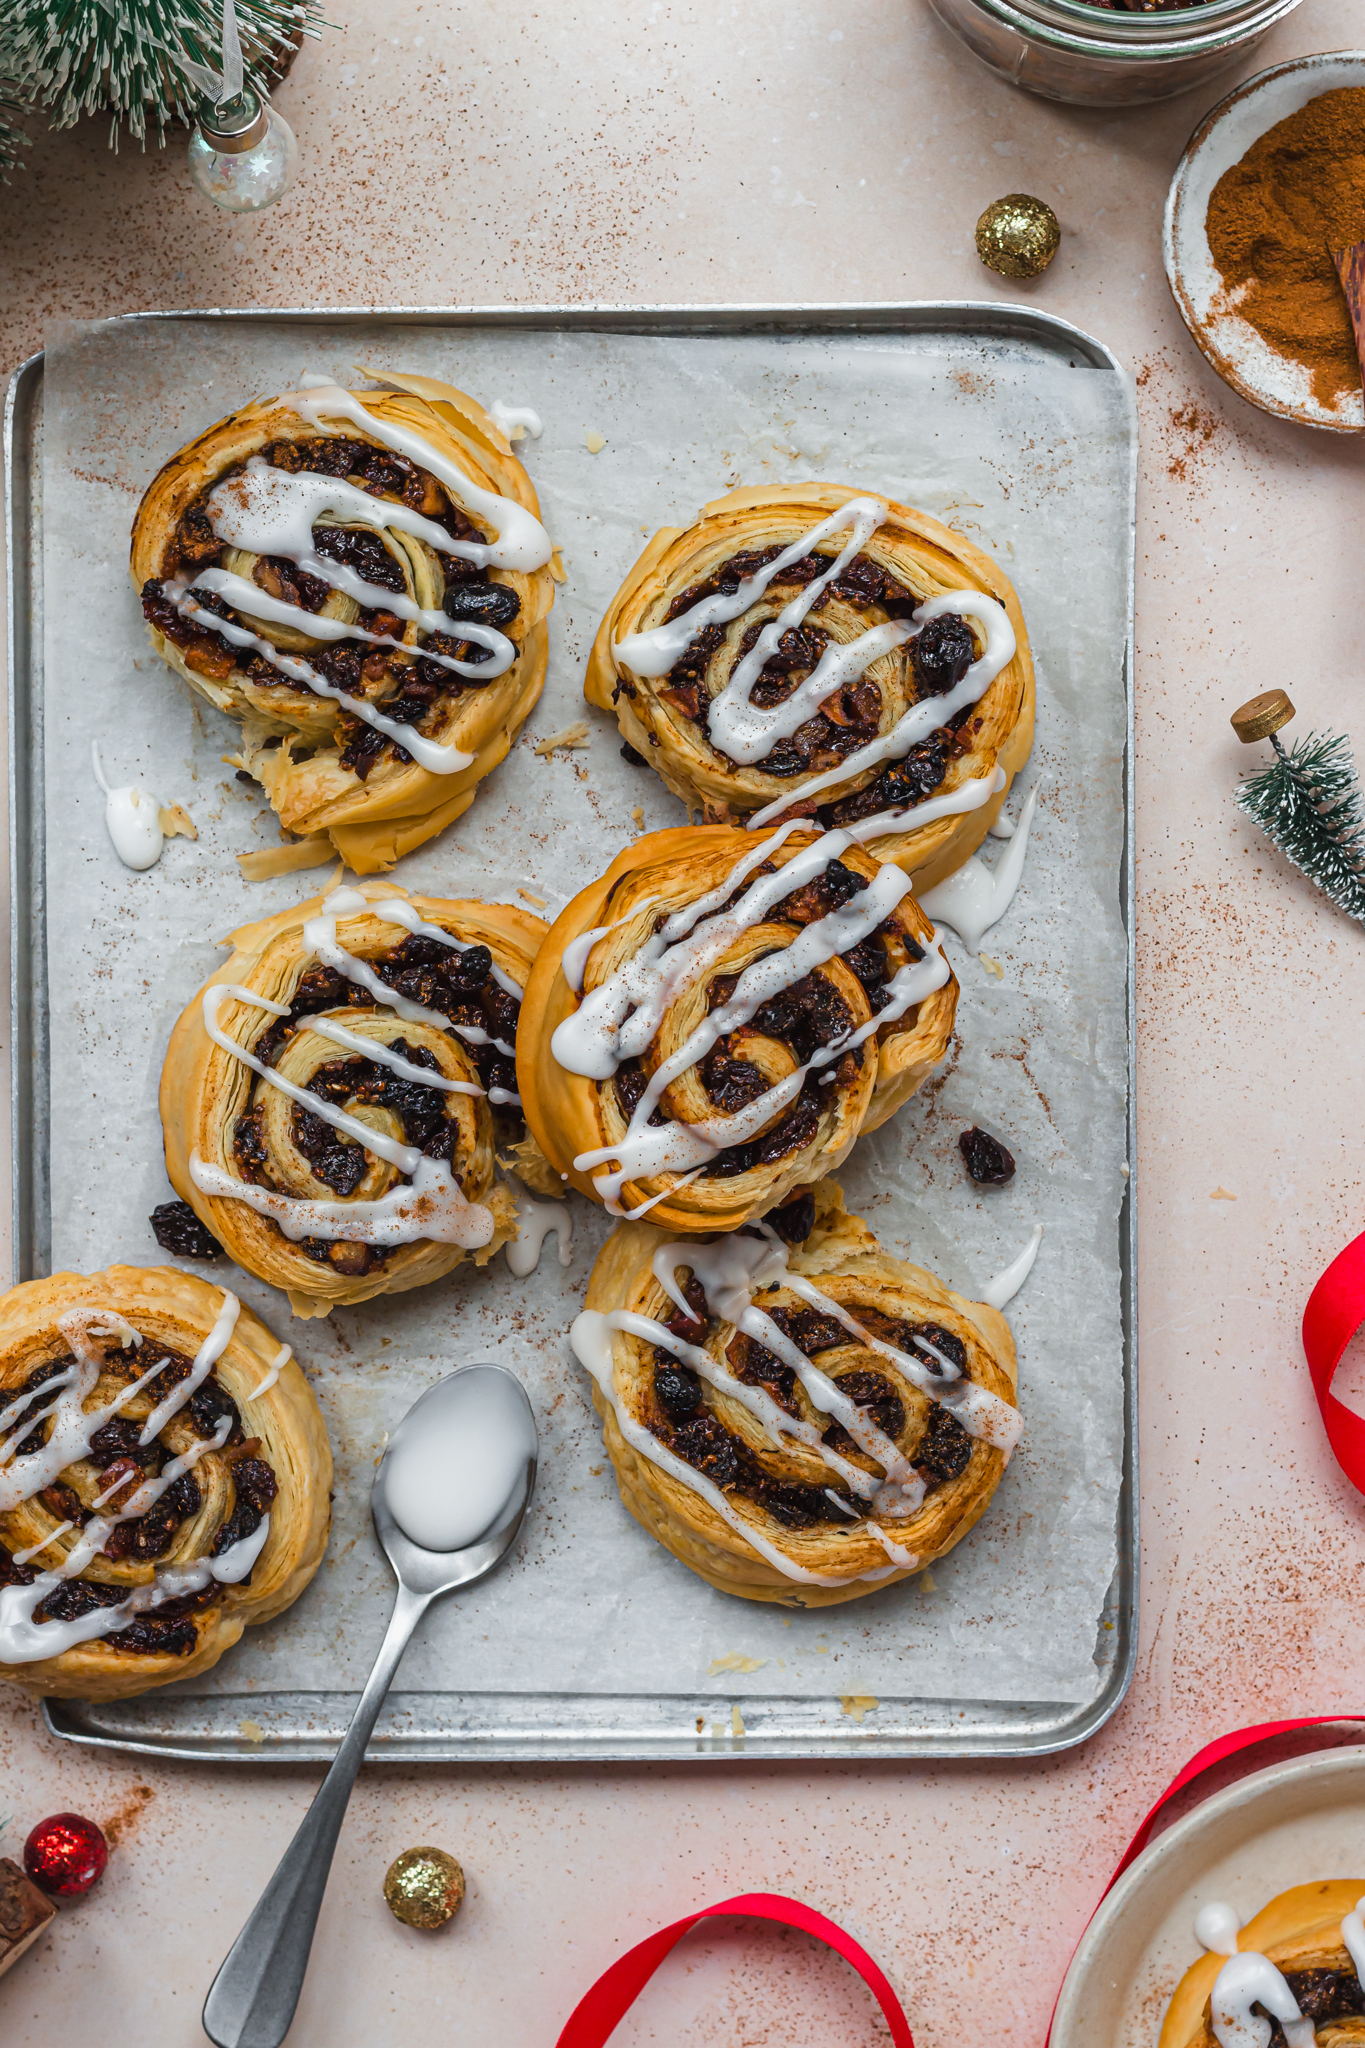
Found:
[39,316,1131,1710]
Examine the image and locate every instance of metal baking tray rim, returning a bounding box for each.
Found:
[4,300,1137,1764]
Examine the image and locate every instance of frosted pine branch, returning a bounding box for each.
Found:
[0,1,320,147]
[1235,729,1365,924]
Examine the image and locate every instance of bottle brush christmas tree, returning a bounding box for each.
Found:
[1231,690,1365,923]
[0,0,319,168]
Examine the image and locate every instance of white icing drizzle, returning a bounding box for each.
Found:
[1209,1953,1315,2048]
[504,1183,573,1276]
[654,1231,1021,1456]
[192,890,505,1252]
[745,591,1016,831]
[91,742,165,870]
[164,580,474,777]
[488,400,543,441]
[188,562,516,679]
[305,889,519,1036]
[1340,1897,1365,1985]
[917,783,1039,954]
[137,1288,240,1445]
[552,825,950,1213]
[562,898,661,997]
[981,1226,1043,1312]
[190,1152,493,1249]
[366,893,524,1000]
[0,1289,277,1663]
[202,986,423,1174]
[836,766,1005,850]
[988,809,1016,840]
[1195,1903,1244,1957]
[302,1013,484,1097]
[247,1343,292,1400]
[0,1518,271,1665]
[615,500,888,679]
[569,1220,1022,1584]
[570,1309,895,1587]
[288,378,553,570]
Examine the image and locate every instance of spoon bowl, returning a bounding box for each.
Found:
[203,1363,538,2048]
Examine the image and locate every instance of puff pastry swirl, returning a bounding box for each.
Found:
[572,1182,1020,1607]
[1162,1882,1365,2048]
[586,483,1033,892]
[130,372,557,874]
[517,824,957,1233]
[0,1266,330,1702]
[161,881,547,1318]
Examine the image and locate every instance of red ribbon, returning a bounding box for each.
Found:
[1302,1226,1365,1492]
[555,1890,914,2048]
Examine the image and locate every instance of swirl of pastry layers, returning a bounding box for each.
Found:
[570,1182,1020,1607]
[517,824,958,1233]
[0,1267,331,1702]
[586,483,1034,893]
[1161,1882,1365,2048]
[130,372,557,875]
[160,882,548,1320]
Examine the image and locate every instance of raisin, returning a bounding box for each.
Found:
[188,1380,245,1445]
[916,1403,972,1484]
[821,1371,905,1450]
[653,1359,702,1420]
[441,580,520,627]
[150,1200,225,1259]
[767,1188,815,1243]
[959,1127,1016,1185]
[909,1324,967,1378]
[912,614,977,697]
[620,741,647,766]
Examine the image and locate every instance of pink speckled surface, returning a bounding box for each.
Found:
[5,1,1365,2041]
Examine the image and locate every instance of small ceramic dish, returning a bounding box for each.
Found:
[1163,50,1365,434]
[1051,1744,1365,2047]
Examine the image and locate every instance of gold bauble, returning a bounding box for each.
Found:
[974,194,1061,281]
[383,1846,466,1931]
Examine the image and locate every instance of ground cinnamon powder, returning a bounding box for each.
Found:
[1205,86,1365,407]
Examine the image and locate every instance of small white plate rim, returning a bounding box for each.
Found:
[1163,49,1365,434]
[1051,1742,1365,2047]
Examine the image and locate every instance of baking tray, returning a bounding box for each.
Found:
[3,302,1137,1761]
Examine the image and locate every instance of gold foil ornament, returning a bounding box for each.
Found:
[383,1846,466,1930]
[975,195,1061,281]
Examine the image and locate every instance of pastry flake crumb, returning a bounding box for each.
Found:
[238,1718,265,1744]
[631,805,645,829]
[839,1695,879,1723]
[534,721,591,756]
[237,835,336,881]
[731,1705,745,1740]
[708,1652,765,1675]
[583,430,606,453]
[589,1464,603,1477]
[549,548,568,583]
[517,887,548,906]
[158,802,198,842]
[1211,1187,1237,1200]
[979,952,1004,978]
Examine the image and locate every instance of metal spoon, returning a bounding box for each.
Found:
[202,1363,538,2048]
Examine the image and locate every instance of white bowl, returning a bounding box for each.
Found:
[1163,50,1365,433]
[1051,1743,1365,2046]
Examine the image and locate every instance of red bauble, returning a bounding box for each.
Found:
[23,1813,108,1898]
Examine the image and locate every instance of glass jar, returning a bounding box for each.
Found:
[923,0,1306,107]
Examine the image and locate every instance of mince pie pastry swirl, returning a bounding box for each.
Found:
[586,483,1033,889]
[517,824,958,1234]
[571,1182,1020,1607]
[130,371,557,874]
[0,1266,330,1702]
[1162,1882,1365,2048]
[161,881,547,1319]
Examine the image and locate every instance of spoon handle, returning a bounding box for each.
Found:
[202,1581,430,2048]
